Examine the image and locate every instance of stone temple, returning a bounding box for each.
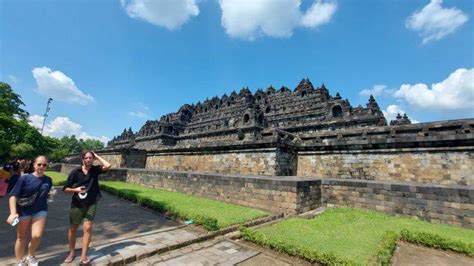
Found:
[64,78,473,228]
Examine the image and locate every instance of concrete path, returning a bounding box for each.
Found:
[133,238,312,266]
[134,239,258,265]
[0,189,205,265]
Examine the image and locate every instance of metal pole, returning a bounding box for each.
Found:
[41,98,53,135]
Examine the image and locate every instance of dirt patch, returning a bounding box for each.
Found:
[392,241,474,266]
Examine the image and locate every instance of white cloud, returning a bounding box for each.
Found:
[406,0,468,44]
[121,0,199,30]
[219,0,337,40]
[383,105,419,124]
[359,84,387,97]
[394,68,474,112]
[32,67,94,105]
[301,0,337,28]
[29,115,109,144]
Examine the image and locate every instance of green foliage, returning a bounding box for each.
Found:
[10,143,35,159]
[57,135,83,154]
[242,208,474,265]
[0,82,32,161]
[376,231,399,266]
[49,148,70,163]
[0,82,29,120]
[240,227,352,265]
[400,229,474,257]
[51,136,104,158]
[81,138,104,151]
[45,171,68,186]
[99,181,268,231]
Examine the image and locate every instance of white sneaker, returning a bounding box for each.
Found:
[16,259,27,266]
[26,256,38,266]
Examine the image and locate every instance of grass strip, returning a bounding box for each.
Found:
[241,208,474,265]
[100,181,269,231]
[46,170,68,186]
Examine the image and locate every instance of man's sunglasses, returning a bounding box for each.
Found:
[37,163,48,167]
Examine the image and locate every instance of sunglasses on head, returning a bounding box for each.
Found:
[37,163,47,167]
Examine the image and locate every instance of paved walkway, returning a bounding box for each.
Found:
[134,239,258,265]
[133,238,312,266]
[392,241,474,266]
[0,189,205,265]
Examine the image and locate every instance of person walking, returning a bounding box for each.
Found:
[63,151,111,264]
[6,156,53,266]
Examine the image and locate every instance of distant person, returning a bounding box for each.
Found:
[63,151,111,264]
[6,156,53,266]
[7,161,22,194]
[0,163,10,197]
[23,160,34,175]
[17,158,28,175]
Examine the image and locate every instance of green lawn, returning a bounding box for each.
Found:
[46,171,268,230]
[242,208,474,265]
[100,181,269,230]
[46,170,68,185]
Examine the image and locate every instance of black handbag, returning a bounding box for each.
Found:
[16,179,43,208]
[17,191,39,208]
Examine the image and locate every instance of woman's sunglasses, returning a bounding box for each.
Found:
[36,163,48,167]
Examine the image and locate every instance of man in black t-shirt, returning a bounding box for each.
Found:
[63,151,111,264]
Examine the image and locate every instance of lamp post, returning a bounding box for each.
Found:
[41,98,53,135]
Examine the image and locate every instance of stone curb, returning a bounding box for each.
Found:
[297,206,327,219]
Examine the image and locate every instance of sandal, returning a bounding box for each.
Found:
[64,255,75,263]
[80,257,91,265]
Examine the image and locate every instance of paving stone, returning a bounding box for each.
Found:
[136,240,261,265]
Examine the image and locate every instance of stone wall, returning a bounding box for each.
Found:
[60,163,79,176]
[125,169,321,214]
[297,147,473,186]
[146,149,278,176]
[98,153,123,168]
[58,164,474,228]
[321,179,474,228]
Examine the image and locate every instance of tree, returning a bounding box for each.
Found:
[82,139,104,151]
[0,82,30,161]
[0,82,29,120]
[49,148,70,162]
[59,135,83,154]
[10,143,35,159]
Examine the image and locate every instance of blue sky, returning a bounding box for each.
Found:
[1,0,473,143]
